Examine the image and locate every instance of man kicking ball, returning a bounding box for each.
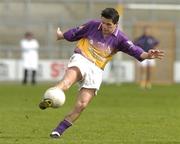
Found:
[39,7,164,138]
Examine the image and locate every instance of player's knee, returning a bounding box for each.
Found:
[76,101,88,112]
[60,79,72,91]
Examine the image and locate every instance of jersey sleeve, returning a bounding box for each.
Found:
[63,21,93,42]
[119,37,144,61]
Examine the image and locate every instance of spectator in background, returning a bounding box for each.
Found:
[20,32,39,85]
[134,26,159,89]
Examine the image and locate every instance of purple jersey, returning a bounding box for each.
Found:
[63,20,144,69]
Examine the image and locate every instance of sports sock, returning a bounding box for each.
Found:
[53,119,72,135]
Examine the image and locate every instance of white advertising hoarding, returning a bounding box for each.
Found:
[103,61,135,83]
[174,62,180,82]
[4,59,180,83]
[0,59,17,81]
[0,59,135,82]
[0,59,68,82]
[36,60,68,81]
[1,59,179,83]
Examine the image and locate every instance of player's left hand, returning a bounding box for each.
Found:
[147,49,165,59]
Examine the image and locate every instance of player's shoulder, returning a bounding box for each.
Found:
[81,19,101,31]
[116,29,129,41]
[83,19,100,26]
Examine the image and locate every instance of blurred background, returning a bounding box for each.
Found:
[0,0,179,84]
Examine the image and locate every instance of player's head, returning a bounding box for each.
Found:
[25,32,33,40]
[143,26,151,36]
[101,8,119,24]
[101,8,119,35]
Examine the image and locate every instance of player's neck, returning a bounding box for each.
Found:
[102,29,116,38]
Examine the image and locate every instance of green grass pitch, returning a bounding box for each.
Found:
[0,83,180,144]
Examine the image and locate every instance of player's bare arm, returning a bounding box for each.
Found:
[140,49,165,60]
[56,27,64,40]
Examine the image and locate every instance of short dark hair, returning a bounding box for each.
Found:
[25,32,33,37]
[101,8,119,24]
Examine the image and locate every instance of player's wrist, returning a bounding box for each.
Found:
[57,34,64,40]
[140,52,149,60]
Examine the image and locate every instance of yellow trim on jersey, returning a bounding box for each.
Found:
[76,38,113,69]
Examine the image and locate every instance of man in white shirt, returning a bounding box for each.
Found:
[20,32,39,85]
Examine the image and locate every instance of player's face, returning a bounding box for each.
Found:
[101,17,117,36]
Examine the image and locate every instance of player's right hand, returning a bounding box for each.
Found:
[56,27,64,40]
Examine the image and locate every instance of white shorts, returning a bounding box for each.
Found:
[68,54,103,91]
[140,59,156,67]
